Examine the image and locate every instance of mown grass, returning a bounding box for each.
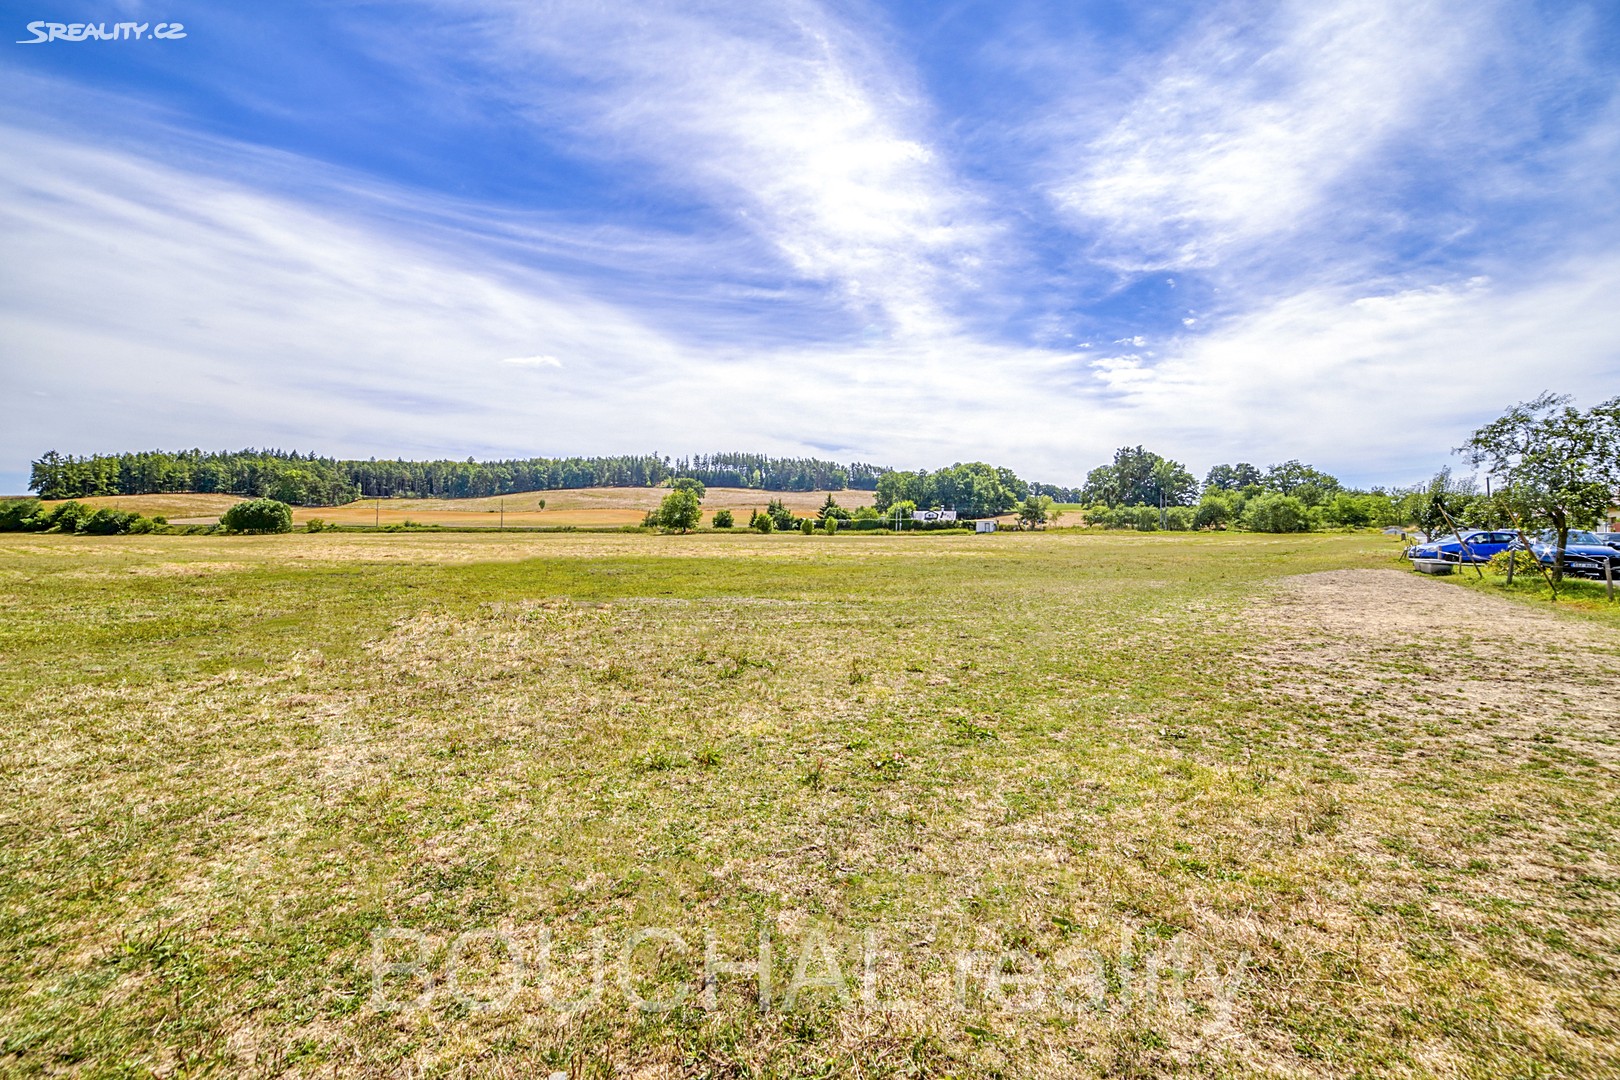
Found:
[0,529,1615,1078]
[1439,562,1620,629]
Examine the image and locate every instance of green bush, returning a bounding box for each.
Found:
[800,519,814,535]
[653,489,702,532]
[817,494,851,522]
[0,499,41,531]
[1165,506,1195,531]
[1243,493,1311,533]
[0,501,158,535]
[825,517,839,536]
[750,510,773,533]
[220,498,294,534]
[45,501,92,533]
[305,518,330,533]
[1193,493,1238,530]
[1487,550,1540,577]
[711,509,734,529]
[1321,493,1373,528]
[766,498,795,532]
[79,508,152,535]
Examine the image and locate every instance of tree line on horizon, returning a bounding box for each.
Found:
[25,449,901,504]
[10,443,1433,530]
[1075,444,1441,532]
[33,411,1611,540]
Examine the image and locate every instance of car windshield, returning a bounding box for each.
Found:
[1539,530,1602,545]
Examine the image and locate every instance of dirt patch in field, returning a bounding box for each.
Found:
[1245,568,1620,763]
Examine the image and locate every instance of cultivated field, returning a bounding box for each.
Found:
[39,488,879,529]
[1,530,1617,1077]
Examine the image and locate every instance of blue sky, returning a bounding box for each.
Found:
[3,0,1619,493]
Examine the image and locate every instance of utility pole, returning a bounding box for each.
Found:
[500,498,504,530]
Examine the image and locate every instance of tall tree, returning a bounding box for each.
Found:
[1263,460,1341,503]
[653,489,702,532]
[1460,393,1620,581]
[1082,447,1197,507]
[1203,463,1262,491]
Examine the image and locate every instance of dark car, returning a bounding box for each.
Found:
[1594,531,1620,549]
[1531,530,1620,580]
[1405,530,1519,564]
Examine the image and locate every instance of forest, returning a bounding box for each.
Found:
[26,449,895,504]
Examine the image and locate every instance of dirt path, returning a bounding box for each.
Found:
[1245,568,1620,765]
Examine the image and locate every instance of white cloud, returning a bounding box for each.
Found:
[3,118,1615,493]
[1051,0,1489,268]
[438,0,993,339]
[0,124,715,464]
[1075,260,1620,484]
[0,121,1054,483]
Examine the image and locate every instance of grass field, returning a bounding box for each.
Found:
[38,488,879,530]
[1,529,1617,1077]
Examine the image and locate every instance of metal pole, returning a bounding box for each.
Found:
[1507,508,1558,601]
[1434,500,1483,579]
[1607,557,1614,602]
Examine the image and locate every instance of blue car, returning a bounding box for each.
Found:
[1530,530,1620,580]
[1405,530,1520,565]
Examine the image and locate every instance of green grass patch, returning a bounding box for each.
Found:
[0,529,1615,1076]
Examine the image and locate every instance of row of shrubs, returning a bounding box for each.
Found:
[1082,492,1340,533]
[0,498,168,535]
[643,486,979,534]
[0,497,299,536]
[710,507,971,534]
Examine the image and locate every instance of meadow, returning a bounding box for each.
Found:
[35,489,880,530]
[0,529,1616,1078]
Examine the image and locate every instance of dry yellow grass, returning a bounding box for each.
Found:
[39,487,876,528]
[1,530,1616,1077]
[34,492,248,520]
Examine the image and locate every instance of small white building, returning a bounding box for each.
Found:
[975,519,997,533]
